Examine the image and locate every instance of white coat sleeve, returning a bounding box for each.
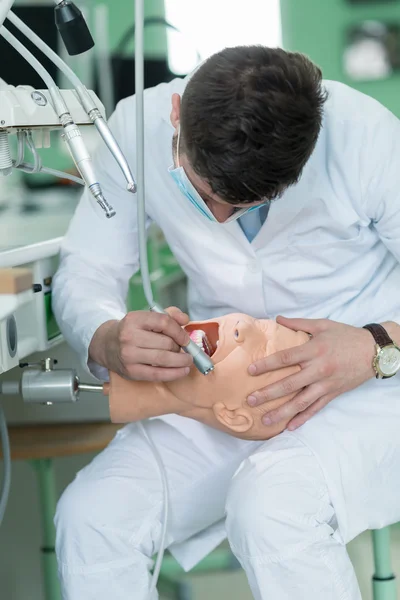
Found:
[362,108,400,260]
[362,107,400,325]
[52,96,150,380]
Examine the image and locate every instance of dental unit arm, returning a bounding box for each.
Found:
[0,0,213,375]
[0,0,137,218]
[0,358,103,404]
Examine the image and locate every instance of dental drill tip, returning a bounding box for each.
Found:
[183,339,215,375]
[105,206,116,218]
[127,182,137,193]
[194,358,214,375]
[89,183,116,218]
[96,196,116,218]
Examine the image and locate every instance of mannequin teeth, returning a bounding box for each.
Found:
[202,336,213,356]
[189,329,213,356]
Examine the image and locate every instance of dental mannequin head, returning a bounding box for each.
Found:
[105,314,309,441]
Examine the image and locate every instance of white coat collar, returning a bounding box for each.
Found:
[220,158,319,251]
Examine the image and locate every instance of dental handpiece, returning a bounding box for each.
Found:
[150,303,214,375]
[61,115,115,218]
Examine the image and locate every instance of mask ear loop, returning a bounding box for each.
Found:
[176,125,182,167]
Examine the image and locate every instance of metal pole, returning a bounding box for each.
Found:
[31,459,62,600]
[371,528,397,600]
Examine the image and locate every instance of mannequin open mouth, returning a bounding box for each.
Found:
[185,322,219,357]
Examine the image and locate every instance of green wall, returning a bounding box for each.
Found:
[99,0,167,57]
[280,0,400,117]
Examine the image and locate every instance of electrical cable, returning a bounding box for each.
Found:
[14,161,84,185]
[132,0,214,382]
[137,422,169,596]
[134,0,213,589]
[15,131,83,183]
[14,131,25,168]
[134,0,155,309]
[0,400,11,526]
[134,3,169,595]
[25,131,42,173]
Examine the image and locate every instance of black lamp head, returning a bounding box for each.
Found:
[54,1,94,56]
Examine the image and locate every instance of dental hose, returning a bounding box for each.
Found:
[131,0,212,592]
[0,400,11,527]
[133,15,213,376]
[134,0,168,595]
[134,0,213,593]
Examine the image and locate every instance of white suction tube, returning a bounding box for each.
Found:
[132,3,214,378]
[0,0,13,29]
[134,3,169,594]
[0,403,11,526]
[133,3,214,587]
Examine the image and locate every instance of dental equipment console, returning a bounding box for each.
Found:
[0,0,213,592]
[0,0,214,372]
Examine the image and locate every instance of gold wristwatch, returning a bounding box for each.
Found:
[363,323,400,379]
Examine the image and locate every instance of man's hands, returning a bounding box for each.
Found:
[89,307,193,381]
[247,316,376,430]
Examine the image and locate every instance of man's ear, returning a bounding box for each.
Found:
[213,402,254,433]
[170,93,181,129]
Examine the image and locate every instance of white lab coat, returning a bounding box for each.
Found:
[52,78,400,570]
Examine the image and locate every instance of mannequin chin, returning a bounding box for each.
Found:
[104,313,310,441]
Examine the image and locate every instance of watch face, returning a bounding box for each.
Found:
[378,346,400,376]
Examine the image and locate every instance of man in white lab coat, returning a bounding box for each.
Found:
[52,46,400,600]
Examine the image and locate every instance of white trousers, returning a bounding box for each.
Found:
[55,420,362,600]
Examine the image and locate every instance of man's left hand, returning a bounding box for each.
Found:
[247,316,376,431]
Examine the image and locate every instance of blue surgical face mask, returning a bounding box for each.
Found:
[168,127,264,223]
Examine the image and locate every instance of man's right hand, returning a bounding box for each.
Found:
[89,307,193,381]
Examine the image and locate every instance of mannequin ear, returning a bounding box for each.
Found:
[213,402,253,433]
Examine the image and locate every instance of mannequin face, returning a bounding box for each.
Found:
[107,313,309,441]
[179,314,309,438]
[185,313,292,364]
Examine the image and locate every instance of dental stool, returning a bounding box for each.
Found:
[2,421,239,600]
[371,527,397,600]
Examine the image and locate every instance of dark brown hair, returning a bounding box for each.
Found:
[180,46,327,204]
